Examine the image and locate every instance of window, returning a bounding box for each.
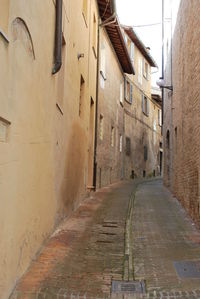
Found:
[82,0,88,25]
[119,135,123,152]
[79,75,85,116]
[175,127,177,154]
[144,146,148,161]
[124,34,128,45]
[125,79,133,104]
[99,115,104,140]
[158,109,162,126]
[100,43,106,89]
[166,130,170,149]
[142,94,149,116]
[126,137,131,156]
[124,33,134,63]
[100,43,106,77]
[92,14,97,57]
[143,59,149,80]
[138,58,143,85]
[120,83,123,105]
[130,42,134,62]
[111,126,115,147]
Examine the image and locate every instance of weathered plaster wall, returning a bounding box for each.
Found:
[96,29,124,189]
[0,0,98,298]
[125,44,162,179]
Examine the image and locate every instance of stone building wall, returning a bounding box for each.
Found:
[124,36,162,179]
[96,28,125,188]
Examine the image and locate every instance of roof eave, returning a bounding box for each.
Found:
[123,26,158,68]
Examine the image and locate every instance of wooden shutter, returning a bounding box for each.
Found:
[130,84,133,103]
[124,78,127,100]
[147,64,149,80]
[130,42,134,61]
[142,58,145,76]
[142,94,145,113]
[147,98,149,116]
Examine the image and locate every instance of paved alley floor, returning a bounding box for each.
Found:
[11,180,137,299]
[132,179,200,298]
[11,179,200,299]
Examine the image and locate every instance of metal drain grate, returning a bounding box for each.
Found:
[111,280,146,294]
[174,261,200,278]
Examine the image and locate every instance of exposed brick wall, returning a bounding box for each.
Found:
[164,0,200,226]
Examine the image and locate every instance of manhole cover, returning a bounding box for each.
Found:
[111,280,146,294]
[174,261,200,278]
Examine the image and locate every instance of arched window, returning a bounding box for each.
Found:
[12,17,35,59]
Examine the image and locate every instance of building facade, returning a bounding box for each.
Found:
[163,0,200,227]
[122,26,162,179]
[95,5,134,188]
[0,0,161,297]
[0,1,98,297]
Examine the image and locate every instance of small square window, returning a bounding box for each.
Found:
[125,79,133,104]
[142,94,149,116]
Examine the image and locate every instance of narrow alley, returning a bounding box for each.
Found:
[11,180,200,299]
[2,1,200,298]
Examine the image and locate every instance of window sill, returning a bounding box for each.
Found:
[100,70,106,81]
[56,103,64,115]
[125,98,132,105]
[120,101,124,107]
[92,46,97,59]
[82,12,88,28]
[0,29,9,43]
[143,111,149,117]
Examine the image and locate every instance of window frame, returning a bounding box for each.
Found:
[142,94,149,117]
[125,78,133,104]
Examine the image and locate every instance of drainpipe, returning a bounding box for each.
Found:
[93,18,100,190]
[161,0,164,128]
[52,0,63,75]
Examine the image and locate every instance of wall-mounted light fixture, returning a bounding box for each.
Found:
[156,78,173,91]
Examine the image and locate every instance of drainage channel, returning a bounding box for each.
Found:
[111,186,146,296]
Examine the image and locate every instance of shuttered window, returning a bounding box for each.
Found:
[144,145,148,161]
[125,78,133,104]
[126,137,131,156]
[130,42,134,62]
[142,94,149,116]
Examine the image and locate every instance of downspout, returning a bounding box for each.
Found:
[161,0,164,129]
[93,18,100,190]
[52,0,63,75]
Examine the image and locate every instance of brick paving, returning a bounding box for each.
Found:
[132,179,200,298]
[10,180,139,299]
[10,179,200,299]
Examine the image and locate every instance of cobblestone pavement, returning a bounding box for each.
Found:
[11,180,139,299]
[10,179,200,299]
[132,179,200,298]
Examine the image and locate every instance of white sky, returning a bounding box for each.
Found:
[116,0,181,86]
